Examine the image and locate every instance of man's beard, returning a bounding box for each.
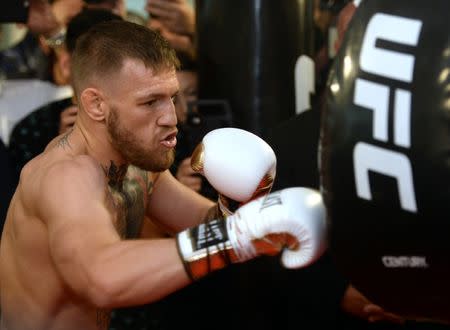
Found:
[107,107,175,172]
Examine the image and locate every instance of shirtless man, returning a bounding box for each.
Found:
[0,20,326,330]
[0,19,209,330]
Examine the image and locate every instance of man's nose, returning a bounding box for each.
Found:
[157,100,178,127]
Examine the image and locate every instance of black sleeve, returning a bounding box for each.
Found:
[0,0,29,23]
[267,110,321,190]
[0,139,16,233]
[8,98,71,181]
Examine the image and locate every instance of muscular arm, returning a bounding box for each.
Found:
[42,158,191,309]
[146,170,216,233]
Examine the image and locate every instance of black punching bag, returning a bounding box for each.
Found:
[195,0,314,138]
[320,0,450,322]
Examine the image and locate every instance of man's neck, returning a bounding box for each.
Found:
[72,121,130,190]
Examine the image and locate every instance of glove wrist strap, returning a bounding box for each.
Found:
[176,218,238,281]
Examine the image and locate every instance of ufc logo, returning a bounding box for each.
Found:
[353,13,422,213]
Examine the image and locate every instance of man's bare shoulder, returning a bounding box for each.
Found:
[44,156,107,198]
[20,130,97,182]
[21,154,107,218]
[23,152,103,184]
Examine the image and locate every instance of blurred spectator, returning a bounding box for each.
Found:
[0,0,84,82]
[83,0,126,18]
[146,0,194,36]
[146,0,195,60]
[0,25,51,80]
[313,0,349,97]
[0,78,73,145]
[169,52,201,193]
[0,0,59,36]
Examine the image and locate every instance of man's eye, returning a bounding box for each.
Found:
[147,99,157,106]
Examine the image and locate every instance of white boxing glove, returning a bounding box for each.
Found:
[177,187,327,280]
[191,127,276,216]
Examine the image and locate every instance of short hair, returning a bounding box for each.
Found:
[71,20,180,99]
[66,8,123,54]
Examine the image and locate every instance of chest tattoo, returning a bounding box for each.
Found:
[105,162,152,239]
[96,309,110,330]
[104,161,128,190]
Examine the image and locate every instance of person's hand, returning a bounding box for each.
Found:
[59,105,78,134]
[176,157,202,192]
[148,19,195,58]
[51,0,84,27]
[27,0,60,36]
[363,304,405,324]
[341,285,405,324]
[146,0,195,36]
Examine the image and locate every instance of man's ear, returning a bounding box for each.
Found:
[80,88,107,122]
